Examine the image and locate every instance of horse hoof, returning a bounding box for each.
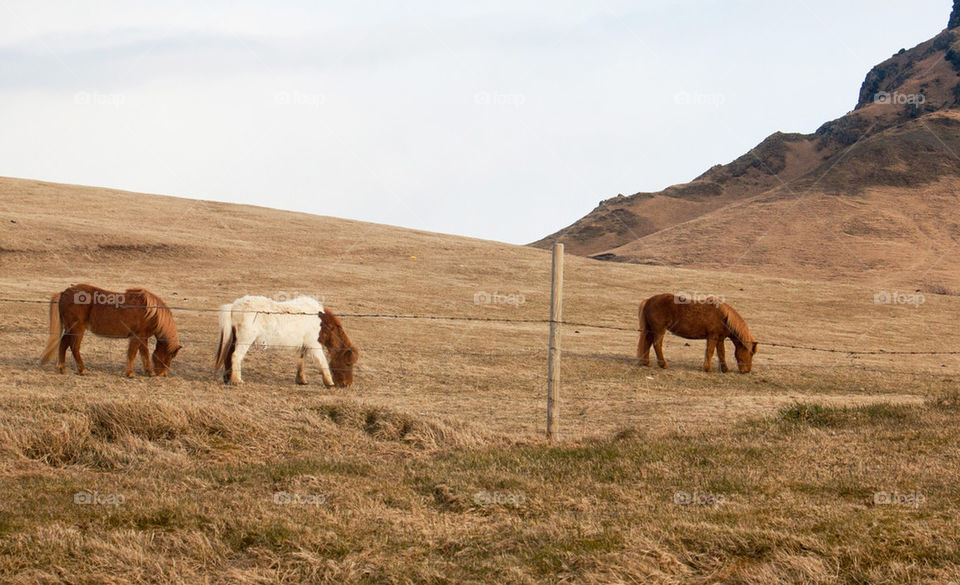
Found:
[125,372,135,378]
[296,378,308,386]
[228,379,243,386]
[77,370,88,376]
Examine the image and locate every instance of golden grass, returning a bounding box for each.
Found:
[1,177,959,583]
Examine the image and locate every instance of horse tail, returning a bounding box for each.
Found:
[40,293,62,363]
[214,304,234,370]
[636,298,648,357]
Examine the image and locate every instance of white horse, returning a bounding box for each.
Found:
[215,295,335,386]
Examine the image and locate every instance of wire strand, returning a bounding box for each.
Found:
[2,297,958,356]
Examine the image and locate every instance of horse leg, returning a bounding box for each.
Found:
[703,337,718,372]
[223,350,232,384]
[125,338,139,377]
[69,326,88,375]
[228,331,254,385]
[653,331,667,369]
[638,331,653,366]
[296,347,308,385]
[717,338,729,373]
[139,338,155,376]
[222,328,235,384]
[308,343,335,387]
[57,334,70,374]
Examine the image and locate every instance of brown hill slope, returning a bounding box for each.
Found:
[4,177,960,583]
[533,13,960,290]
[4,178,960,583]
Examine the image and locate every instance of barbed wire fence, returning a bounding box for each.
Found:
[2,265,959,439]
[3,296,959,356]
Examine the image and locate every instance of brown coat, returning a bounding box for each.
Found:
[637,293,758,373]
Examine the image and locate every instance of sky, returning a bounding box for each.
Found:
[0,1,952,244]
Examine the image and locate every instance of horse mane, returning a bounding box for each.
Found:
[318,308,355,351]
[319,307,358,385]
[127,288,179,347]
[716,301,755,346]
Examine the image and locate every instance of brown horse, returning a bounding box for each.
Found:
[637,293,758,373]
[40,284,182,377]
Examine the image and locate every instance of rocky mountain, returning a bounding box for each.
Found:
[534,5,960,291]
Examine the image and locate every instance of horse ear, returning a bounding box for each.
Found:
[751,342,759,355]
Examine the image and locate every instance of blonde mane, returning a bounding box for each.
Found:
[717,302,755,346]
[128,288,179,347]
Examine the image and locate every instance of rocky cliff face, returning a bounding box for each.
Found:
[531,7,960,290]
[949,0,960,29]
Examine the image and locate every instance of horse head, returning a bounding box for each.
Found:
[734,341,758,373]
[152,342,183,376]
[319,309,358,387]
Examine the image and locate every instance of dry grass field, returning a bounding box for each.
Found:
[2,177,959,583]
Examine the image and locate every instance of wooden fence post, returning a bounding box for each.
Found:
[547,243,564,441]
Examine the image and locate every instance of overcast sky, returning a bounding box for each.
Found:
[0,1,951,244]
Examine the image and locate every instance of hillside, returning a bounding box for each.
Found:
[2,177,960,583]
[533,9,960,291]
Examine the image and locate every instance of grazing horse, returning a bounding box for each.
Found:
[637,293,758,373]
[214,295,358,386]
[40,284,182,377]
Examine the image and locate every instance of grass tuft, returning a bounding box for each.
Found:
[778,402,913,428]
[314,399,490,449]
